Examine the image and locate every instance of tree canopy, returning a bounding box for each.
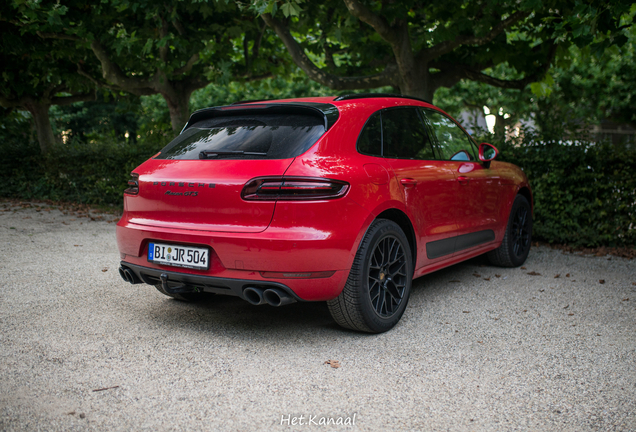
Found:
[435,14,636,141]
[0,10,96,153]
[1,0,634,154]
[256,0,633,100]
[12,0,284,132]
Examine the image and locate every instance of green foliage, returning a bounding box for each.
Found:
[435,23,636,144]
[498,135,636,247]
[0,135,160,206]
[51,95,142,143]
[0,107,35,145]
[191,73,333,108]
[0,11,93,101]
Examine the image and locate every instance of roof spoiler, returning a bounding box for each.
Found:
[181,102,340,134]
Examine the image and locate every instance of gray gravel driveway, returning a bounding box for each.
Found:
[1,200,635,431]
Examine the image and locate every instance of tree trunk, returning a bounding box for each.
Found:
[164,89,193,133]
[401,76,436,101]
[397,64,439,102]
[494,114,506,138]
[24,100,55,154]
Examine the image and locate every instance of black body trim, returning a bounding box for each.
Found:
[426,237,456,260]
[426,229,496,259]
[120,262,304,302]
[455,229,495,251]
[184,102,340,133]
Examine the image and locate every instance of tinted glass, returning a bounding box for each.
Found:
[157,114,325,160]
[382,107,435,160]
[423,109,477,161]
[357,112,382,156]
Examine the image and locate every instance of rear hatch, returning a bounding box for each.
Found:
[125,104,335,233]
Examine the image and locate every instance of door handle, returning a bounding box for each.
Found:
[400,178,417,187]
[457,176,470,185]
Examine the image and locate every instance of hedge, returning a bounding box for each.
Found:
[498,139,635,247]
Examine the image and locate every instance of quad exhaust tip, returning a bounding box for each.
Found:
[243,287,296,307]
[118,267,296,305]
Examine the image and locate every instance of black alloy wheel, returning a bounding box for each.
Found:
[328,219,413,333]
[368,235,408,318]
[487,194,533,267]
[511,203,531,258]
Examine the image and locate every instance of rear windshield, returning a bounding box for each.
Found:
[156,114,326,160]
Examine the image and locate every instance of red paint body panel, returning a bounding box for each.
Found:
[386,158,459,269]
[117,95,532,303]
[124,158,294,233]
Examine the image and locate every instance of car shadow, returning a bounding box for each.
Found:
[140,253,499,340]
[143,291,349,337]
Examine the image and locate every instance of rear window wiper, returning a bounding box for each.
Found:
[199,150,268,159]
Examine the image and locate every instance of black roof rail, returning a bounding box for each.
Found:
[231,99,271,105]
[334,93,431,104]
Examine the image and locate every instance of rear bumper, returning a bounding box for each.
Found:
[119,261,303,301]
[116,199,370,301]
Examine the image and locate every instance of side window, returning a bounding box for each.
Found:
[357,112,382,156]
[382,107,435,160]
[422,109,478,161]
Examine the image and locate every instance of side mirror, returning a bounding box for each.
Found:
[479,143,498,168]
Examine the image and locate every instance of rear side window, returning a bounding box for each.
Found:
[382,107,435,160]
[157,114,325,160]
[357,112,382,156]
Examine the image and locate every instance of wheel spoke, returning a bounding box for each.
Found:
[369,284,380,303]
[369,275,382,284]
[388,239,398,262]
[385,296,395,315]
[389,261,406,276]
[375,289,386,315]
[371,249,382,268]
[519,208,527,227]
[386,282,404,301]
[510,204,531,257]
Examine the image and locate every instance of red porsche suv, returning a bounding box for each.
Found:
[117,94,532,333]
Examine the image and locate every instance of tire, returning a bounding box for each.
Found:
[487,194,532,267]
[328,219,413,333]
[154,283,211,302]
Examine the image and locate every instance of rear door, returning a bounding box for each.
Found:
[380,107,459,269]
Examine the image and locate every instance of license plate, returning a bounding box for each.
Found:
[148,242,209,270]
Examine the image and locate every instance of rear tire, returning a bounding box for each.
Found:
[487,194,532,267]
[154,284,211,302]
[328,219,413,333]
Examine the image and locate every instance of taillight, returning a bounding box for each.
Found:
[242,177,349,201]
[124,173,139,195]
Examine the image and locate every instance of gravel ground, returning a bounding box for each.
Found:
[1,199,635,431]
